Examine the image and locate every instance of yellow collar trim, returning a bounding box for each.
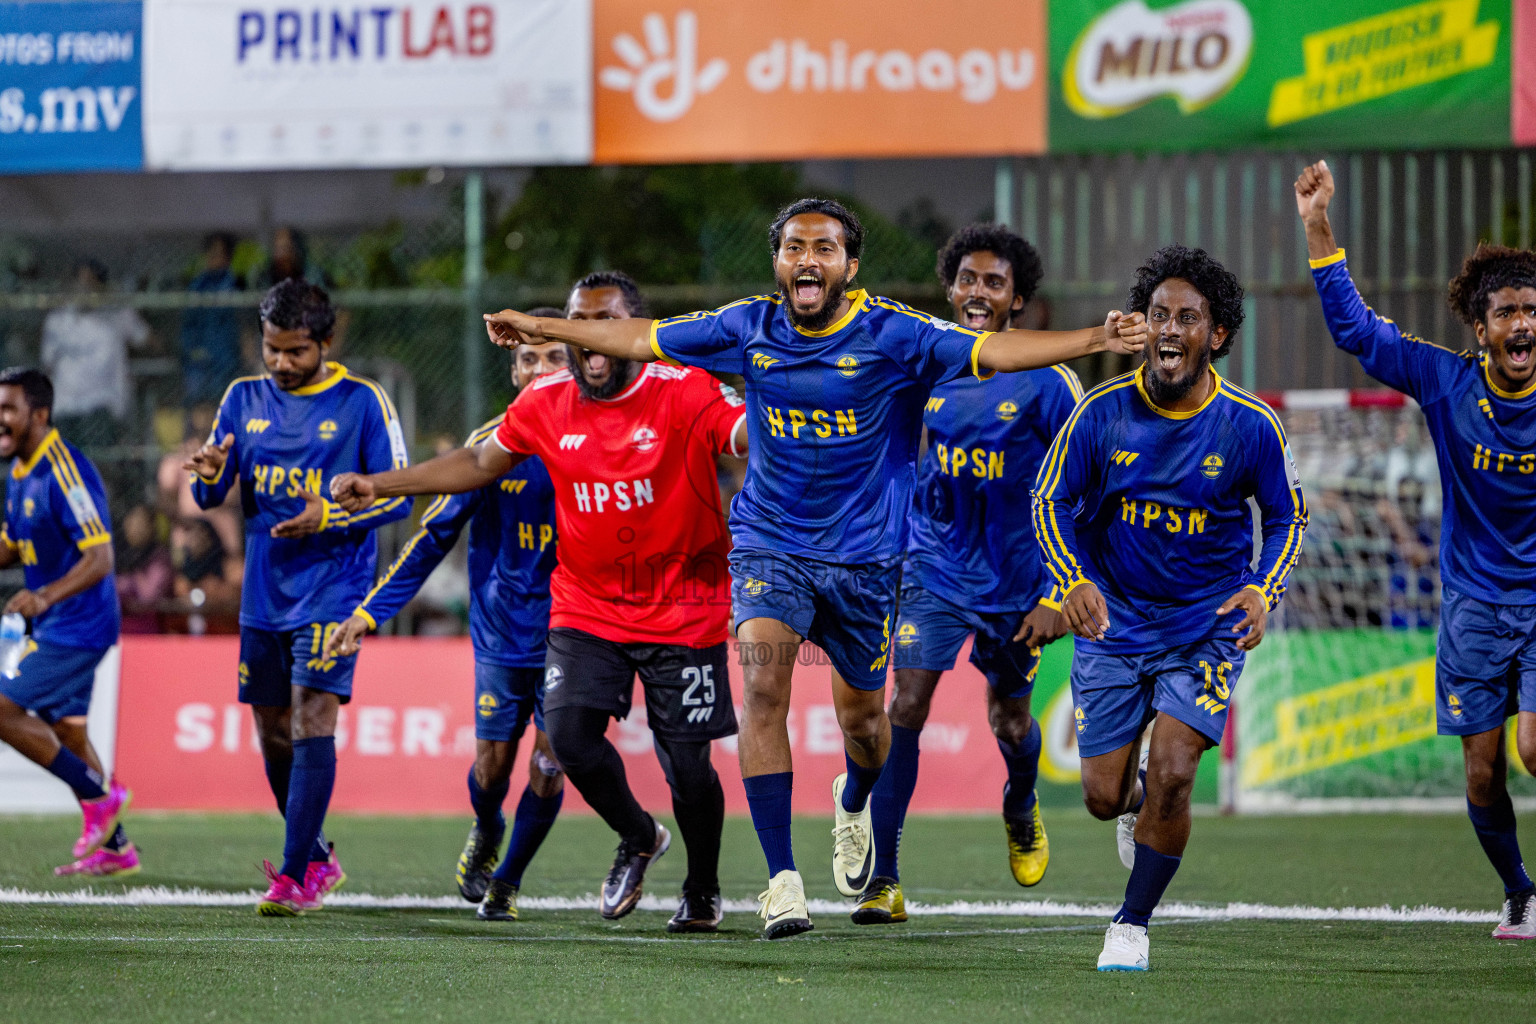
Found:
[1135,365,1222,419]
[791,289,868,338]
[286,362,348,396]
[11,428,59,480]
[1483,355,1536,400]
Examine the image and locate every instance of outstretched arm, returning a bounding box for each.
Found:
[330,443,523,512]
[484,310,656,362]
[976,311,1148,373]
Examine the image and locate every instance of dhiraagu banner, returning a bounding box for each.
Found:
[1048,0,1511,151]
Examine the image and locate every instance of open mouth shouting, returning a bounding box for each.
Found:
[792,271,825,310]
[581,350,610,379]
[1155,337,1188,375]
[1505,332,1534,371]
[960,299,993,330]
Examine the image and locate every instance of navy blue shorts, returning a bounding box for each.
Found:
[730,548,901,690]
[1435,586,1536,735]
[239,624,359,705]
[1070,637,1245,758]
[891,585,1038,700]
[0,641,108,724]
[475,661,545,742]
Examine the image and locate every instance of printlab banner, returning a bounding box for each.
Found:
[1049,0,1512,152]
[110,634,1145,815]
[0,0,143,172]
[141,0,592,169]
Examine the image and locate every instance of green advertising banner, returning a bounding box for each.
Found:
[1048,0,1512,151]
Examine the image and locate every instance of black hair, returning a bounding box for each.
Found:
[1447,243,1536,326]
[203,232,237,257]
[525,305,567,318]
[1127,245,1245,361]
[571,271,645,317]
[936,223,1044,304]
[259,279,336,342]
[74,258,108,284]
[0,367,53,422]
[768,198,864,261]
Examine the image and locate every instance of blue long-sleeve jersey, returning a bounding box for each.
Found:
[191,362,412,631]
[1033,366,1307,653]
[906,364,1083,613]
[354,418,557,667]
[1312,250,1536,604]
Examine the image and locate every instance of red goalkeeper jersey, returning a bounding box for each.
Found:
[494,363,746,646]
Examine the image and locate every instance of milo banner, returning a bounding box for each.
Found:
[1238,629,1534,806]
[1049,0,1511,151]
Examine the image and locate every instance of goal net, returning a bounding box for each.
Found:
[1231,388,1535,811]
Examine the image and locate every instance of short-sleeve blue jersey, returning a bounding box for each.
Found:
[650,289,992,563]
[1313,250,1536,604]
[906,364,1083,613]
[191,362,412,632]
[3,430,119,648]
[1033,366,1308,653]
[354,418,557,667]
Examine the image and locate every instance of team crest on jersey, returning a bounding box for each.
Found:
[1074,705,1086,734]
[1447,692,1462,718]
[478,693,498,718]
[631,426,658,453]
[1200,453,1224,479]
[238,661,250,685]
[318,419,338,441]
[742,577,771,597]
[895,622,919,647]
[836,355,860,378]
[996,400,1018,422]
[544,664,564,691]
[21,498,33,519]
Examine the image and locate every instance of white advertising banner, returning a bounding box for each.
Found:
[142,0,591,169]
[0,645,119,813]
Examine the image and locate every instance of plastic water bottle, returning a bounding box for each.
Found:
[0,612,25,679]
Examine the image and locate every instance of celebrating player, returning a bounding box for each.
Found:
[1034,246,1306,970]
[858,225,1081,924]
[325,307,568,922]
[331,271,748,932]
[187,280,411,916]
[0,368,137,877]
[1298,160,1536,939]
[480,198,1146,938]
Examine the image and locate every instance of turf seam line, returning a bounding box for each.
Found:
[0,887,1501,922]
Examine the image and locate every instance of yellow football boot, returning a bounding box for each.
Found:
[849,877,907,925]
[1006,798,1050,887]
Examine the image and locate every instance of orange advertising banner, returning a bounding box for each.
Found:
[114,636,1046,815]
[593,0,1048,163]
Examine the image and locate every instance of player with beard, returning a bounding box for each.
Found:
[325,307,568,922]
[1033,245,1306,970]
[477,198,1146,938]
[1299,161,1536,940]
[858,224,1080,925]
[330,271,749,932]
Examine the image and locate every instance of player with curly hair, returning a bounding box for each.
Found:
[1299,159,1536,941]
[853,224,1078,926]
[1034,244,1307,970]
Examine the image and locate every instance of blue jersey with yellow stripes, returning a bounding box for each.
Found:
[1313,250,1536,604]
[191,362,412,632]
[3,430,119,648]
[355,419,557,667]
[906,364,1083,613]
[650,289,992,563]
[1033,366,1307,654]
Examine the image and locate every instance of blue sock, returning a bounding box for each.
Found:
[1468,794,1535,895]
[49,747,105,800]
[1115,842,1182,927]
[467,766,510,839]
[840,751,884,814]
[999,718,1043,821]
[744,772,796,876]
[871,725,920,881]
[494,786,564,886]
[279,737,336,882]
[265,754,330,862]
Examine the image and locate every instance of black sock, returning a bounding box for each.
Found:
[103,824,128,851]
[655,738,724,893]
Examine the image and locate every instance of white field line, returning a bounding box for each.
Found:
[0,886,1498,923]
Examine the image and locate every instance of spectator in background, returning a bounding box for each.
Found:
[116,505,173,634]
[181,233,244,406]
[254,227,329,290]
[157,403,243,558]
[168,519,240,635]
[40,259,151,447]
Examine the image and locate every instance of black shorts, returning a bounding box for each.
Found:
[543,628,737,742]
